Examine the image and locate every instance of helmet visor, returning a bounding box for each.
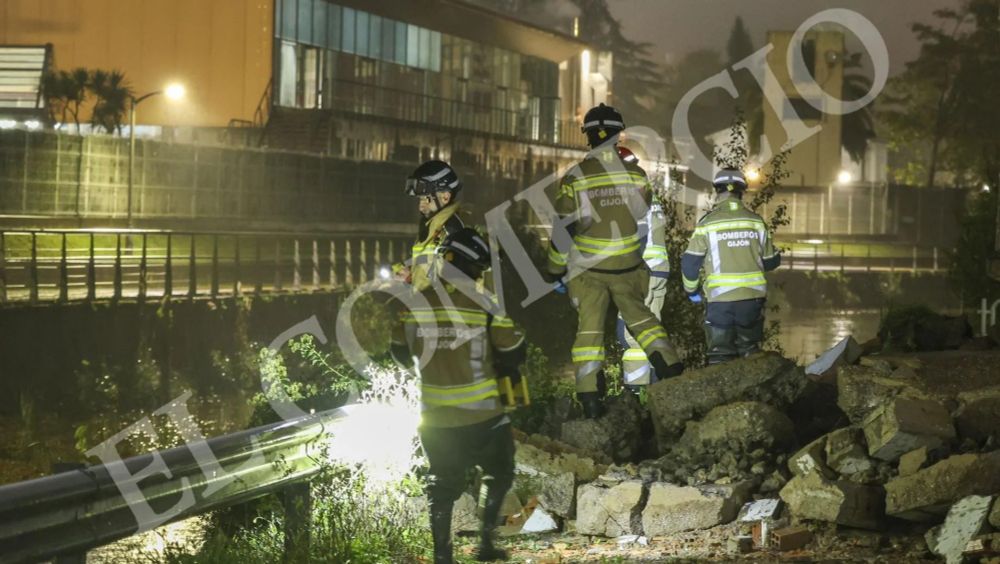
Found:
[404,178,435,197]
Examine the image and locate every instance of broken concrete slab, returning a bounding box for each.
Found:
[779,471,884,530]
[885,451,1000,521]
[521,506,559,534]
[806,336,863,383]
[575,480,645,537]
[955,387,1000,442]
[862,397,956,462]
[738,498,782,522]
[898,447,928,477]
[836,365,913,424]
[560,392,644,462]
[513,430,609,483]
[537,471,576,519]
[676,401,796,455]
[858,356,895,376]
[825,427,875,476]
[641,481,753,536]
[647,352,807,446]
[927,495,994,564]
[788,435,836,479]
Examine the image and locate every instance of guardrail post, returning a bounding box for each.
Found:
[274,240,282,292]
[188,236,197,298]
[165,234,173,299]
[839,245,845,274]
[293,239,301,291]
[29,232,39,304]
[254,237,263,294]
[866,245,872,273]
[329,239,337,287]
[282,482,312,561]
[312,240,319,290]
[234,236,242,296]
[59,233,69,303]
[912,246,918,273]
[344,240,353,287]
[87,233,96,301]
[0,232,6,304]
[138,233,148,303]
[359,240,368,283]
[812,245,818,273]
[933,246,939,272]
[210,235,220,298]
[113,234,122,302]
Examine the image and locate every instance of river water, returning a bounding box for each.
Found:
[774,308,883,364]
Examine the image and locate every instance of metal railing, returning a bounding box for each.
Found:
[777,242,951,274]
[0,228,414,305]
[0,407,347,563]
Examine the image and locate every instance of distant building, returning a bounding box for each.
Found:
[0,0,611,179]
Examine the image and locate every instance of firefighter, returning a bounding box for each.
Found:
[615,147,671,391]
[391,227,526,563]
[546,103,683,419]
[681,168,781,364]
[401,160,468,291]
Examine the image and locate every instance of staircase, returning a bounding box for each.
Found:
[0,44,50,119]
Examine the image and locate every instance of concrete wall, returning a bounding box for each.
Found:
[0,0,274,127]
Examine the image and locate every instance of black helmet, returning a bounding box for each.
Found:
[712,168,747,194]
[438,227,491,279]
[405,160,462,197]
[582,103,624,148]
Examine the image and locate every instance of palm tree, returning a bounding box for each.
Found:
[841,52,877,163]
[89,69,133,135]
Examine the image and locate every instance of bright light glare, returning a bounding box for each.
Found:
[837,170,853,185]
[324,366,422,486]
[804,239,825,245]
[0,120,16,129]
[24,120,41,130]
[983,184,991,193]
[745,167,761,183]
[379,266,391,280]
[164,83,186,101]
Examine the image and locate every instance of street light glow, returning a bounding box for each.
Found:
[745,167,761,183]
[837,170,853,185]
[164,83,186,101]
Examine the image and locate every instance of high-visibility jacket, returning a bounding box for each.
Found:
[642,192,669,278]
[681,194,781,303]
[547,147,653,274]
[410,203,466,291]
[391,283,525,428]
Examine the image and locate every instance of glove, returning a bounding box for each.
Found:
[687,292,703,304]
[552,278,568,294]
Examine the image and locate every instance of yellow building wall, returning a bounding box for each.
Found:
[0,0,273,127]
[762,31,844,187]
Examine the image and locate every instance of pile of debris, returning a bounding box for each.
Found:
[497,321,1000,562]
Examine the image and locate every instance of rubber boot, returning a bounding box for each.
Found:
[476,484,509,562]
[430,507,454,564]
[705,324,738,365]
[648,352,684,380]
[735,317,765,357]
[577,391,605,419]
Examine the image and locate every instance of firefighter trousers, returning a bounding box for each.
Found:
[568,267,680,393]
[705,298,765,364]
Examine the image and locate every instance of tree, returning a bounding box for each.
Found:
[841,52,877,163]
[89,69,133,135]
[883,0,1000,188]
[42,68,89,133]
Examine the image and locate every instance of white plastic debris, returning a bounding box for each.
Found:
[616,534,649,548]
[740,498,782,522]
[521,507,559,534]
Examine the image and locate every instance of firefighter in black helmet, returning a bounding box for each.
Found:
[401,160,468,291]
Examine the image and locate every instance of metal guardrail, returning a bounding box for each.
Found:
[0,408,347,564]
[778,243,951,274]
[0,228,414,305]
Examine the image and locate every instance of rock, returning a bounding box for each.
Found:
[760,471,788,494]
[641,481,753,536]
[825,427,875,476]
[537,471,576,519]
[728,535,754,554]
[879,309,971,352]
[575,480,645,537]
[862,397,955,462]
[898,447,928,477]
[836,365,914,424]
[885,451,1000,521]
[521,506,560,533]
[676,401,796,455]
[453,492,480,533]
[926,495,994,564]
[779,471,884,529]
[561,392,644,462]
[990,496,1000,529]
[513,431,609,482]
[806,337,863,383]
[955,387,1000,442]
[859,356,895,375]
[788,435,837,479]
[647,353,807,446]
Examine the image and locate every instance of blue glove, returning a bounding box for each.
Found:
[552,278,568,294]
[687,292,703,304]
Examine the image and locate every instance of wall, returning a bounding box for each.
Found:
[0,0,273,127]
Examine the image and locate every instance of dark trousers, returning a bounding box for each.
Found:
[419,415,515,516]
[705,298,765,364]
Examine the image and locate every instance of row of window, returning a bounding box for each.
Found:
[277,0,442,72]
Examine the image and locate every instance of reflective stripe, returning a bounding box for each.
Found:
[705,272,766,288]
[491,316,515,328]
[623,364,651,385]
[636,326,668,348]
[572,346,605,362]
[548,246,568,266]
[575,360,603,384]
[693,219,766,236]
[421,378,500,408]
[405,308,490,326]
[622,348,648,361]
[709,284,766,299]
[573,233,641,257]
[683,275,700,292]
[642,245,668,260]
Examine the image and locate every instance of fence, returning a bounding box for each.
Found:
[777,242,951,274]
[0,130,524,227]
[0,228,414,305]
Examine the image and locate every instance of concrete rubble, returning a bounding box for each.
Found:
[574,480,645,537]
[926,495,994,564]
[885,451,1000,521]
[640,481,753,536]
[825,426,875,476]
[779,470,884,529]
[560,391,644,462]
[806,336,863,384]
[862,397,956,461]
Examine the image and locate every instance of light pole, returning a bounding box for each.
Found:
[127,83,185,226]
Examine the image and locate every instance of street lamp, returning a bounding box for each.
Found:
[128,82,185,226]
[837,170,853,185]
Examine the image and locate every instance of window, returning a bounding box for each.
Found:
[297,0,312,44]
[356,11,369,58]
[418,27,431,69]
[342,8,356,53]
[278,40,297,106]
[280,0,297,39]
[381,17,394,64]
[327,5,341,50]
[369,15,382,60]
[394,22,406,64]
[430,31,441,72]
[312,0,326,47]
[406,24,419,67]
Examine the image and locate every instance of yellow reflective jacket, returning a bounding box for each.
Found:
[410,203,466,291]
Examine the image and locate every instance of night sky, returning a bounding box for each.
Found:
[607,0,966,75]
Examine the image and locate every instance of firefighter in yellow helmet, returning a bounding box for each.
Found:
[392,227,525,563]
[681,168,781,364]
[547,103,684,418]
